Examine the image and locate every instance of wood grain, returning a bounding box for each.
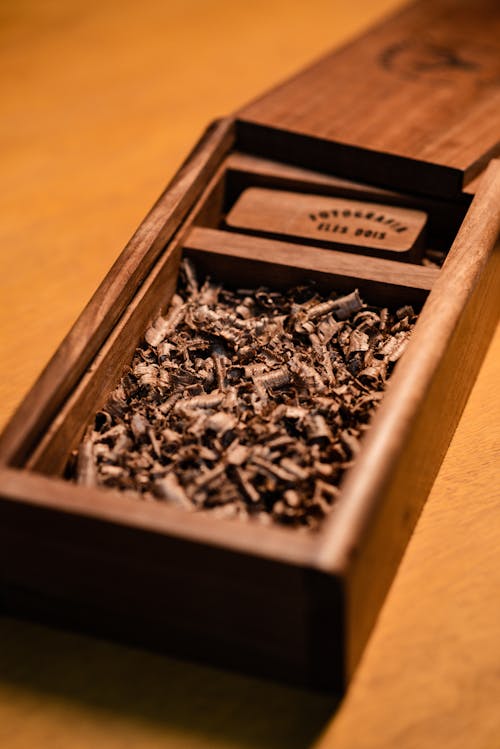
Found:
[0,466,328,688]
[317,160,500,677]
[183,226,438,301]
[316,324,500,749]
[225,186,428,258]
[240,0,500,195]
[1,0,499,748]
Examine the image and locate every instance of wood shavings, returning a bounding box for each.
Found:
[73,258,418,530]
[422,248,447,268]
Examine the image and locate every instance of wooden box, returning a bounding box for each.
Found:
[0,0,499,693]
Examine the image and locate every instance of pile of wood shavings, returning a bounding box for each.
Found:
[75,259,417,530]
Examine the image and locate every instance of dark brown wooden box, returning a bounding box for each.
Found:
[0,0,499,693]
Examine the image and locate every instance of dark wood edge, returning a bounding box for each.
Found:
[0,465,348,691]
[313,158,500,675]
[0,467,319,568]
[341,238,500,677]
[226,151,411,201]
[463,139,500,191]
[183,226,439,293]
[235,120,464,199]
[367,242,497,675]
[0,117,236,468]
[316,158,500,574]
[183,227,439,308]
[225,151,472,212]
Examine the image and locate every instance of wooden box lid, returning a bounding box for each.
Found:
[238,0,500,198]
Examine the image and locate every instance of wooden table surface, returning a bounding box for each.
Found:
[1,1,499,747]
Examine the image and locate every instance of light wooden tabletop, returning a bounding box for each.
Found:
[1,1,499,747]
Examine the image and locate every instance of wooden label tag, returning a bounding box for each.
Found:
[226,188,427,260]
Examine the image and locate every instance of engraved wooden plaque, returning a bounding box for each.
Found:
[226,187,428,261]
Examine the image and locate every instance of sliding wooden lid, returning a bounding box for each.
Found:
[238,0,500,198]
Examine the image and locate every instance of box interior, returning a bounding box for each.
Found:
[23,150,470,529]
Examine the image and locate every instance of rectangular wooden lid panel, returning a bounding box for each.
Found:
[238,0,500,193]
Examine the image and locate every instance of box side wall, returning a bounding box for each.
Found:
[0,496,343,691]
[343,238,500,677]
